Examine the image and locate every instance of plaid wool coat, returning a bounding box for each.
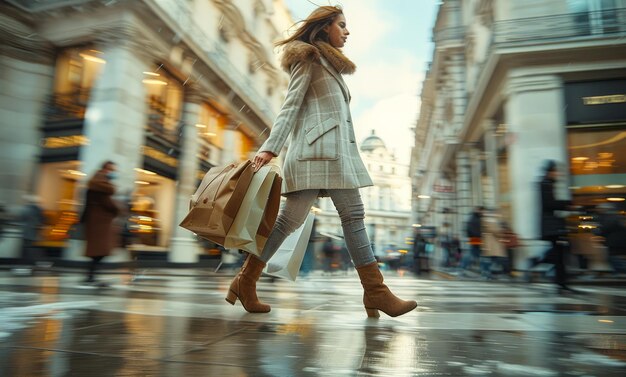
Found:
[259,41,373,195]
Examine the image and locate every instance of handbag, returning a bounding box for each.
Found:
[263,212,315,281]
[223,165,282,255]
[179,160,255,245]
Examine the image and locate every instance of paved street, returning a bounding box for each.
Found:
[1,268,625,376]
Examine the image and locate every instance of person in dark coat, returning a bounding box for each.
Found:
[412,230,426,275]
[83,161,120,286]
[459,206,484,273]
[596,203,626,272]
[14,195,46,275]
[0,202,8,238]
[535,160,574,293]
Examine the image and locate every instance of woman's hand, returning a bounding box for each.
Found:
[253,151,275,172]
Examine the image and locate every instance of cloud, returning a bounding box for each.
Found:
[345,53,424,103]
[353,93,420,165]
[341,1,393,59]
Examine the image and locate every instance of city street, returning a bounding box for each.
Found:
[1,269,625,376]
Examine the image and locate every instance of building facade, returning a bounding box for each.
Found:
[411,0,626,263]
[316,131,413,259]
[0,0,293,263]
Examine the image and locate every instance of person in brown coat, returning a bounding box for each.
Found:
[479,209,508,280]
[82,161,119,286]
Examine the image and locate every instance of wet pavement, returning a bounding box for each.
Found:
[1,269,625,376]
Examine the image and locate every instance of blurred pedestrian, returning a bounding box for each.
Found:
[82,161,120,287]
[0,202,8,238]
[13,195,46,275]
[532,160,575,293]
[499,220,518,277]
[459,206,484,274]
[450,236,462,267]
[412,230,426,275]
[226,5,416,317]
[322,236,336,273]
[438,222,453,267]
[479,209,509,280]
[595,203,626,273]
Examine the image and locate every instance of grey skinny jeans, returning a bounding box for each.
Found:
[258,189,376,268]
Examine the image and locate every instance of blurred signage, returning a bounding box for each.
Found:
[583,94,625,105]
[565,80,626,124]
[433,184,454,193]
[418,226,437,238]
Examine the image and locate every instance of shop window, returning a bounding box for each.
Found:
[197,103,225,150]
[568,127,626,176]
[238,132,254,161]
[143,66,183,141]
[35,161,85,247]
[568,0,619,35]
[54,47,105,94]
[568,126,626,207]
[129,170,176,248]
[50,47,105,120]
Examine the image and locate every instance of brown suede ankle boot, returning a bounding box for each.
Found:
[356,262,417,318]
[225,255,271,313]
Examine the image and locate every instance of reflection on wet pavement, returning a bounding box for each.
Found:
[1,271,625,376]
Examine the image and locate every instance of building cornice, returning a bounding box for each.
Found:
[0,8,54,63]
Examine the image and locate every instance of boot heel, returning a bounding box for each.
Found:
[225,290,237,305]
[365,308,380,318]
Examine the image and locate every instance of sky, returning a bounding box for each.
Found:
[282,0,441,165]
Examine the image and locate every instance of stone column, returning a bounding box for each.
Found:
[79,27,149,194]
[455,150,471,248]
[469,148,483,207]
[505,74,568,241]
[169,86,203,263]
[0,12,54,209]
[483,120,499,209]
[65,26,150,262]
[0,12,54,259]
[221,120,241,164]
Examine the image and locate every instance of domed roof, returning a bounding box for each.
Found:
[360,130,387,152]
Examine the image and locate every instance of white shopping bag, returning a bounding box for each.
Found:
[263,212,315,281]
[223,164,281,255]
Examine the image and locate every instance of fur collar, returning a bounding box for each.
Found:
[280,40,356,75]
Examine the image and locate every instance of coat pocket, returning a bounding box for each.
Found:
[298,118,339,160]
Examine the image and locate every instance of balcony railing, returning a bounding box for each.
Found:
[146,97,181,145]
[44,89,90,123]
[493,8,626,45]
[433,26,465,44]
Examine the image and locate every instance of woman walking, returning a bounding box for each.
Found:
[226,5,416,317]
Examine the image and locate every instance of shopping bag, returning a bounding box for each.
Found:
[263,212,315,281]
[223,164,282,255]
[179,160,254,245]
[256,172,282,250]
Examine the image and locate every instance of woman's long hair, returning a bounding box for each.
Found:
[275,6,343,47]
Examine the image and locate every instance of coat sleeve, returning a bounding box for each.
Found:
[258,60,313,156]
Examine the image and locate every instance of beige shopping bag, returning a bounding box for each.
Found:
[179,160,254,245]
[263,212,315,281]
[223,165,282,255]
